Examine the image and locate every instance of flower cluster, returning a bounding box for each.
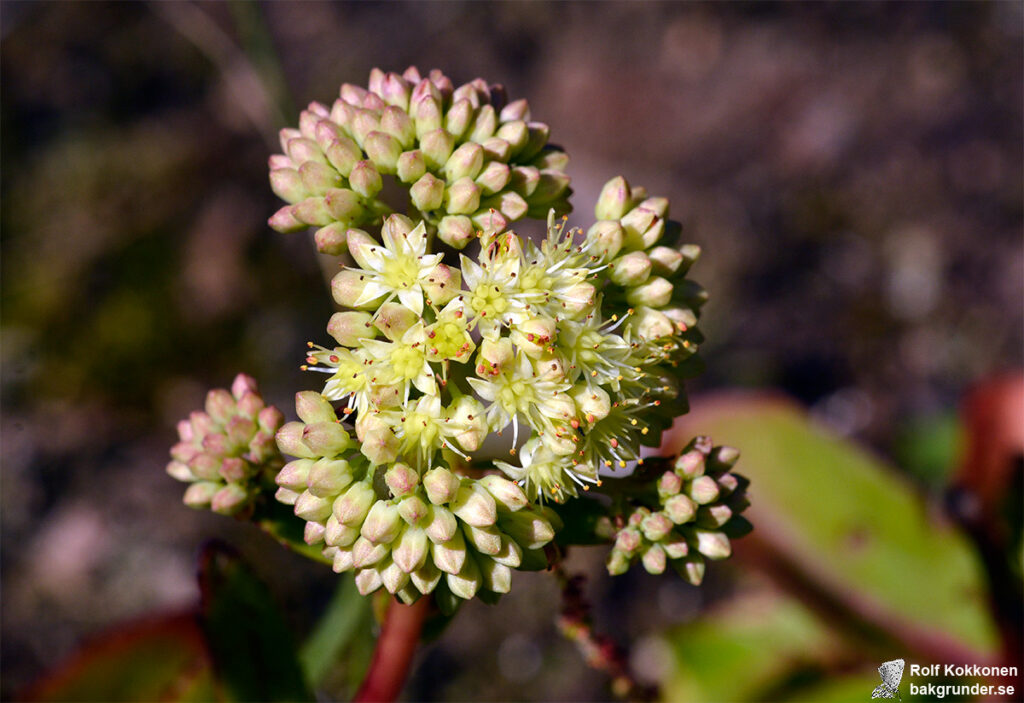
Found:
[268,67,570,253]
[167,374,285,516]
[605,437,750,585]
[274,390,557,604]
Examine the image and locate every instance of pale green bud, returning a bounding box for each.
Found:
[270,168,306,203]
[518,122,550,162]
[275,487,300,506]
[658,471,683,498]
[606,549,631,576]
[385,462,419,498]
[380,559,410,594]
[641,512,674,542]
[444,99,474,138]
[674,449,706,479]
[437,215,474,249]
[469,104,498,142]
[299,161,343,194]
[304,521,326,545]
[528,170,571,205]
[347,161,382,199]
[687,475,720,505]
[350,109,379,146]
[204,389,235,425]
[431,530,468,574]
[694,529,731,560]
[325,515,361,548]
[293,196,333,226]
[423,505,458,543]
[327,311,375,347]
[423,466,460,505]
[286,137,324,165]
[496,120,528,153]
[324,188,365,224]
[307,459,353,497]
[392,526,429,573]
[445,142,484,181]
[446,554,482,600]
[422,263,461,306]
[276,427,312,461]
[510,166,540,197]
[478,475,528,512]
[559,282,596,316]
[510,318,556,358]
[420,128,455,170]
[464,524,503,555]
[363,132,401,174]
[444,178,482,215]
[396,149,426,183]
[410,560,442,594]
[609,251,652,287]
[295,391,336,424]
[571,385,611,426]
[642,543,667,575]
[450,483,497,527]
[480,191,528,222]
[663,494,697,525]
[183,481,219,509]
[709,445,740,472]
[398,494,429,525]
[373,302,419,341]
[479,558,512,594]
[380,105,415,147]
[333,481,376,526]
[268,205,305,233]
[413,96,443,136]
[295,490,333,522]
[331,269,375,309]
[632,306,674,339]
[354,567,383,595]
[167,460,192,482]
[410,173,445,212]
[648,246,684,276]
[696,504,733,528]
[498,509,555,550]
[626,276,673,308]
[447,395,487,452]
[356,413,399,465]
[716,473,739,497]
[662,307,697,334]
[595,176,632,221]
[361,500,403,544]
[324,136,361,177]
[332,547,354,573]
[492,538,523,568]
[314,223,348,255]
[477,337,515,375]
[614,527,642,555]
[663,535,689,560]
[475,161,511,195]
[586,221,624,260]
[302,422,350,457]
[500,99,530,122]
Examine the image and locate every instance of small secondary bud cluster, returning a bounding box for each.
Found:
[268,66,570,254]
[605,437,750,585]
[167,374,285,516]
[274,391,558,605]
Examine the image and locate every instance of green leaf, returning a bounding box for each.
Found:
[198,541,313,702]
[25,613,219,702]
[666,394,998,653]
[551,495,613,546]
[255,498,333,566]
[298,574,372,688]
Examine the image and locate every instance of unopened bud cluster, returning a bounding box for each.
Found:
[268,66,570,254]
[606,437,749,585]
[274,391,558,604]
[167,374,285,516]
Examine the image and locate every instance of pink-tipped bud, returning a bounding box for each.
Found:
[478,475,528,512]
[396,149,426,183]
[609,251,652,287]
[444,178,482,215]
[420,128,455,170]
[398,494,430,525]
[437,215,474,249]
[331,270,375,310]
[594,176,632,221]
[373,302,419,341]
[327,311,376,347]
[314,223,348,255]
[384,462,420,498]
[687,476,720,505]
[444,99,474,138]
[475,161,511,195]
[333,481,376,526]
[392,527,429,573]
[641,543,667,575]
[347,161,382,199]
[410,173,445,212]
[626,276,673,308]
[641,512,674,542]
[450,483,497,527]
[294,490,333,522]
[431,531,468,575]
[586,221,624,260]
[361,500,403,544]
[444,142,485,182]
[307,459,353,498]
[276,458,313,492]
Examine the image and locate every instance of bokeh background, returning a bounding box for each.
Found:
[2,2,1021,701]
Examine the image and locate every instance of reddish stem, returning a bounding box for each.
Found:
[353,597,430,703]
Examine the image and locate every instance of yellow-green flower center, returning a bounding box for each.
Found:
[381,255,420,289]
[392,345,425,380]
[470,285,510,318]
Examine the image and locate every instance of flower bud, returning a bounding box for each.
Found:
[444,178,482,215]
[674,449,706,479]
[475,161,511,195]
[423,466,460,505]
[347,161,382,199]
[373,302,418,341]
[498,509,555,550]
[354,567,383,595]
[571,385,611,425]
[352,536,389,568]
[398,493,429,524]
[447,395,487,452]
[469,104,498,142]
[478,475,528,512]
[446,554,482,600]
[496,119,528,153]
[393,526,429,573]
[510,166,540,197]
[614,527,642,555]
[431,530,468,574]
[312,223,346,255]
[716,473,740,497]
[464,524,503,555]
[437,215,474,249]
[606,549,631,576]
[586,221,624,260]
[479,558,512,594]
[183,481,219,509]
[363,132,401,174]
[411,559,442,594]
[380,560,411,595]
[663,494,697,525]
[647,246,684,276]
[641,543,667,575]
[641,512,674,542]
[609,252,652,289]
[410,173,445,212]
[445,99,474,138]
[413,96,443,136]
[528,170,570,205]
[632,306,674,340]
[276,458,313,491]
[285,136,324,165]
[385,462,420,498]
[333,481,376,526]
[491,538,523,568]
[299,161,343,194]
[327,311,375,347]
[481,191,528,222]
[361,500,403,544]
[518,122,550,162]
[559,282,596,316]
[331,269,374,309]
[396,149,426,183]
[293,391,334,425]
[420,128,455,170]
[693,529,731,560]
[324,137,361,177]
[420,264,460,307]
[380,105,414,146]
[672,554,705,585]
[268,205,305,233]
[325,516,360,548]
[308,459,353,497]
[276,422,313,459]
[293,196,333,226]
[450,483,497,527]
[708,445,740,472]
[302,422,351,457]
[275,487,300,505]
[687,475,720,505]
[423,505,458,543]
[204,389,235,426]
[626,276,673,308]
[477,337,515,375]
[445,142,484,181]
[295,490,333,522]
[481,137,510,162]
[270,168,306,203]
[595,176,632,221]
[696,504,733,528]
[304,520,326,545]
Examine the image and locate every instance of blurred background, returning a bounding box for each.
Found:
[2,2,1021,701]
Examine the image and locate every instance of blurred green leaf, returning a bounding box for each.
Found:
[298,574,372,689]
[668,394,998,653]
[25,613,218,702]
[198,542,313,702]
[894,411,962,488]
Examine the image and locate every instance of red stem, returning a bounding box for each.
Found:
[353,597,430,703]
